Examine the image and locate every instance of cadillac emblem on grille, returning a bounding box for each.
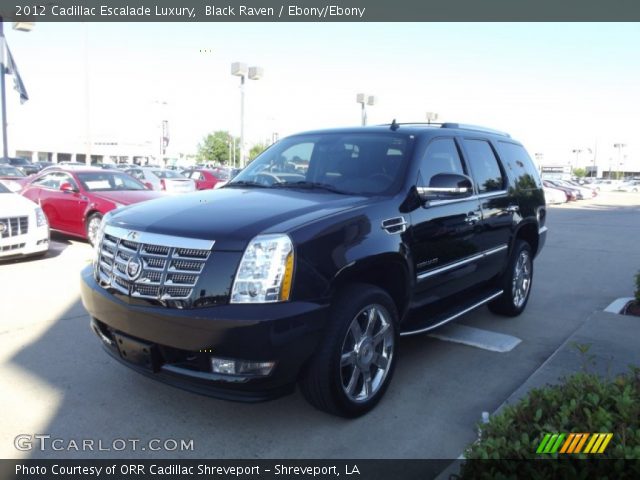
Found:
[126,256,143,281]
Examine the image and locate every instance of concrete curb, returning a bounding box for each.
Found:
[437,303,639,478]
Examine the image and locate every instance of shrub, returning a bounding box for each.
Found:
[459,369,640,478]
[635,271,640,303]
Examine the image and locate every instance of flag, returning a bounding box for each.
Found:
[4,42,29,104]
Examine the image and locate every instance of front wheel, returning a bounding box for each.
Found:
[489,240,533,317]
[300,284,398,417]
[86,213,103,247]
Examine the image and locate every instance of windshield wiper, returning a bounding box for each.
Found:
[225,180,269,188]
[271,181,349,194]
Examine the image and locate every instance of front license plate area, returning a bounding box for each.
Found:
[113,333,160,372]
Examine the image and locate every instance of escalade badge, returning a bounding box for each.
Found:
[126,256,143,281]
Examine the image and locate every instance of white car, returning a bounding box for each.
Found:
[543,185,567,204]
[591,179,623,192]
[0,181,49,260]
[125,167,196,194]
[616,181,640,193]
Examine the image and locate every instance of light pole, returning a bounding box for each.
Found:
[571,149,582,175]
[613,143,626,180]
[231,62,263,167]
[426,112,439,124]
[0,19,33,158]
[356,93,376,126]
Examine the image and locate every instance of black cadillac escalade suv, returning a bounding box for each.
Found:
[80,122,547,417]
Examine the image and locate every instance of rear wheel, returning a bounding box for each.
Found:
[489,240,533,317]
[300,284,398,417]
[86,213,103,247]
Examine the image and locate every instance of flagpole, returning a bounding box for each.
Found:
[0,17,9,157]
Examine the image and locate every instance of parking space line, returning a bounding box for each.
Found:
[428,324,522,353]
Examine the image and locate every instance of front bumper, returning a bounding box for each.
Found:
[0,224,49,259]
[80,266,330,402]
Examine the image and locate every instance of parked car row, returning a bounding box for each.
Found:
[0,163,245,260]
[542,179,598,203]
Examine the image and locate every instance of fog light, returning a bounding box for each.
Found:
[210,357,275,377]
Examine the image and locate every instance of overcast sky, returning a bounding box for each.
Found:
[4,22,639,169]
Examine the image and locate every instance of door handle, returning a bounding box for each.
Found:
[506,205,520,214]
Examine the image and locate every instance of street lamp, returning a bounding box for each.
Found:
[426,112,439,124]
[356,93,376,126]
[613,143,626,180]
[571,149,582,175]
[0,18,33,158]
[231,62,263,167]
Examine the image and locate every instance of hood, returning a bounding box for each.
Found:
[107,187,368,251]
[0,192,39,216]
[91,189,166,205]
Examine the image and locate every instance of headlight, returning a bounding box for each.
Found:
[35,207,48,227]
[230,234,294,304]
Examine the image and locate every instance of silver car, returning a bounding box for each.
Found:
[125,167,196,194]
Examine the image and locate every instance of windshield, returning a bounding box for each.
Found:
[153,169,184,179]
[10,158,29,166]
[76,171,147,191]
[229,132,411,195]
[0,165,25,177]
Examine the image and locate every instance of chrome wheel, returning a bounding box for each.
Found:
[340,304,394,403]
[512,250,531,308]
[87,216,102,246]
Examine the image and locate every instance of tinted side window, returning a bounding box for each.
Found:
[496,141,542,189]
[419,138,465,186]
[463,139,505,193]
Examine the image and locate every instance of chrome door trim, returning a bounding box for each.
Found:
[417,244,508,280]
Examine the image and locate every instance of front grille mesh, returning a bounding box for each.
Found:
[97,232,210,301]
[0,216,29,238]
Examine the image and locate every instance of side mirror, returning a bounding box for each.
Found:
[417,173,473,202]
[60,182,77,193]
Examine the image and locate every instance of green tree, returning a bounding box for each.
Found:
[572,167,587,178]
[248,142,268,163]
[196,131,237,165]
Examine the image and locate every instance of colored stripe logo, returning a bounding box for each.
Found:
[536,433,613,454]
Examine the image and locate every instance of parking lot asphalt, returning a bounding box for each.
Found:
[1,192,639,460]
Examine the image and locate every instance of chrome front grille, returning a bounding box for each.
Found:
[0,216,29,238]
[96,225,215,302]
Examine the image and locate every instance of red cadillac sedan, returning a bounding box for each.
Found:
[21,167,165,245]
[182,167,230,190]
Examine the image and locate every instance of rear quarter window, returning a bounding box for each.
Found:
[497,142,542,189]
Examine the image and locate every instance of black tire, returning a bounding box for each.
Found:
[300,284,399,417]
[488,240,533,317]
[86,213,103,247]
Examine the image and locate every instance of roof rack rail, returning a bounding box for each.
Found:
[377,122,443,127]
[440,123,511,138]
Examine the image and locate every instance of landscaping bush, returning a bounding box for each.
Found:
[458,369,640,478]
[635,271,640,304]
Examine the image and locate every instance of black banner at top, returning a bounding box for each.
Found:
[1,0,640,22]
